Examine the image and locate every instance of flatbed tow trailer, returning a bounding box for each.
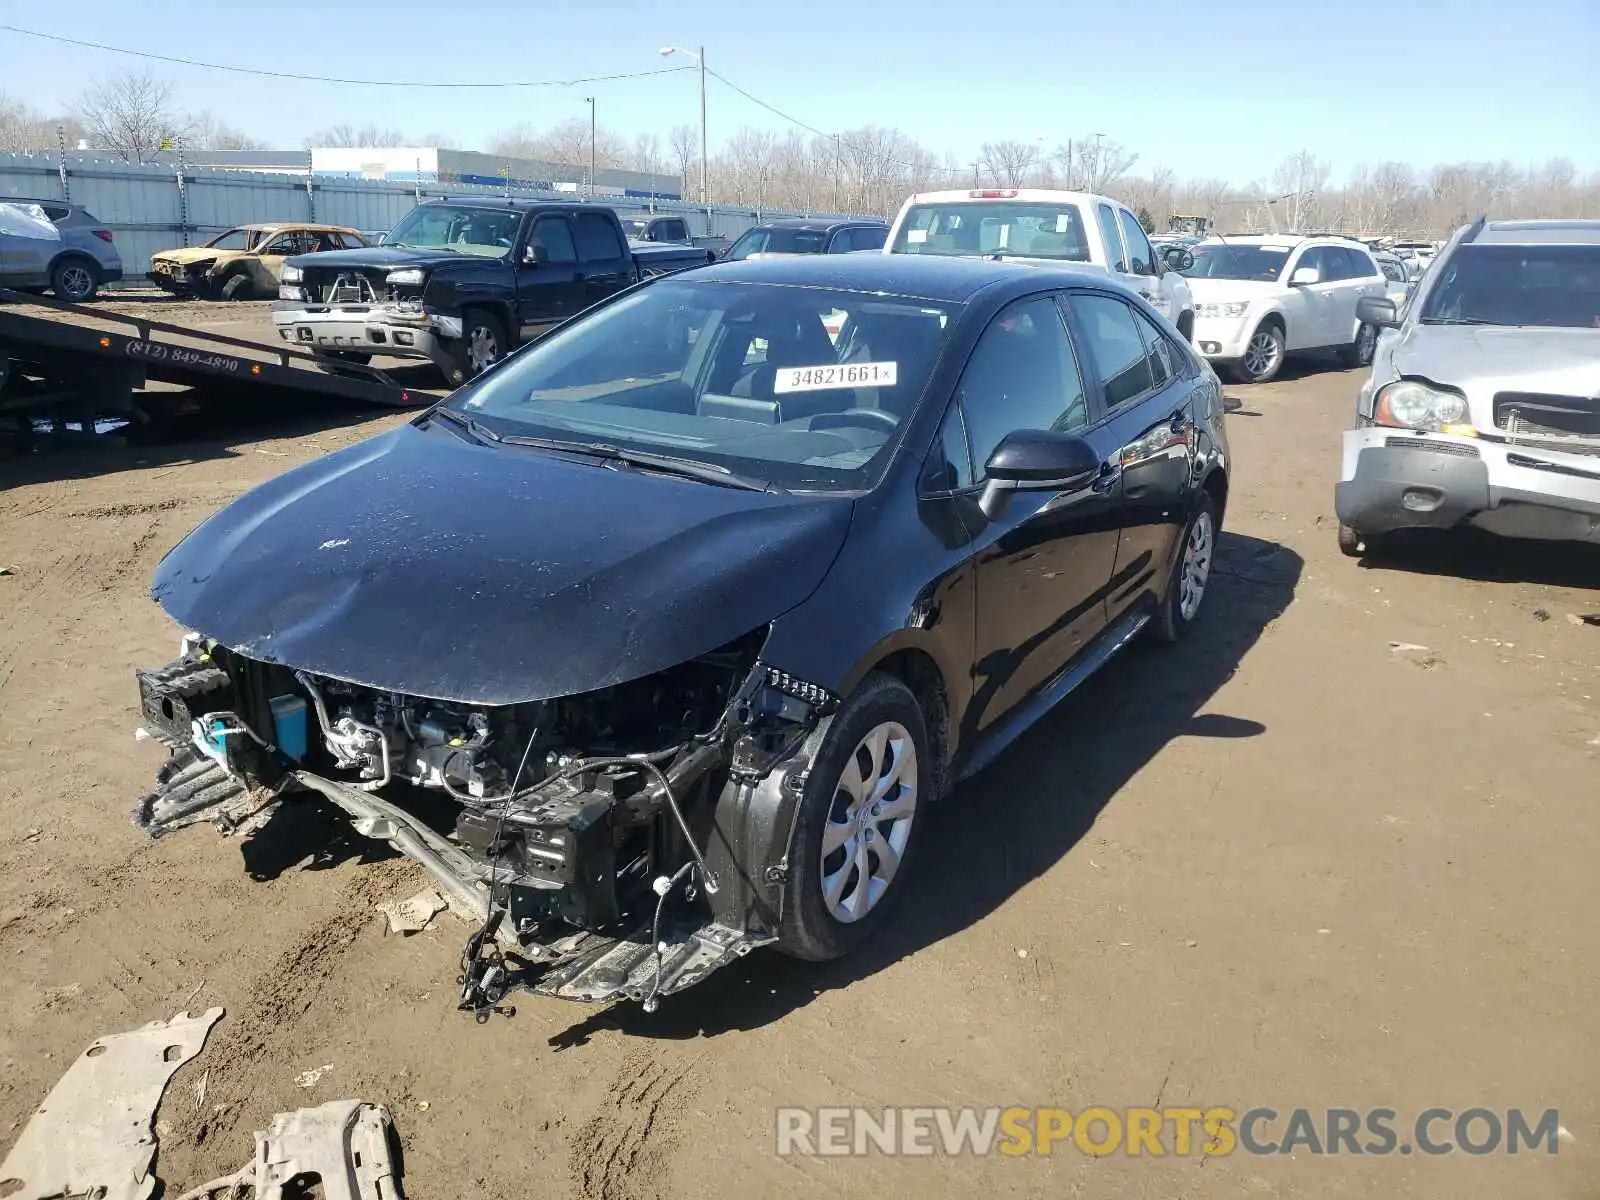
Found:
[0,287,424,449]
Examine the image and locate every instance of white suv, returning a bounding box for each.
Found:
[1183,235,1390,383]
[884,189,1195,339]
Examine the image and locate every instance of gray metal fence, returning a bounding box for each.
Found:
[0,153,862,279]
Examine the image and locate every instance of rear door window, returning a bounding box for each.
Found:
[1095,203,1128,273]
[1067,293,1158,409]
[574,212,626,262]
[1116,208,1156,276]
[853,226,887,251]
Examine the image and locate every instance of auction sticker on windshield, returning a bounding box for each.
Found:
[774,362,899,393]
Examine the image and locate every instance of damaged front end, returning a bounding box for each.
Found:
[133,629,836,1011]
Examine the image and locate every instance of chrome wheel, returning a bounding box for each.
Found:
[1241,329,1281,380]
[819,720,917,923]
[57,263,94,301]
[467,325,500,373]
[1179,509,1214,621]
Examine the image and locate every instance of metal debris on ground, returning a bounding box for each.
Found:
[1532,607,1550,621]
[0,1006,223,1200]
[294,1062,334,1088]
[1568,612,1600,627]
[172,1099,403,1200]
[376,886,449,935]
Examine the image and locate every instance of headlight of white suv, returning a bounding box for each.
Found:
[1196,301,1248,319]
[1375,380,1468,431]
[386,268,426,286]
[280,264,302,283]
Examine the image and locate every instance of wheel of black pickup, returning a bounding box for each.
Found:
[775,672,927,962]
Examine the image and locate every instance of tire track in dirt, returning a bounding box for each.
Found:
[570,1048,699,1200]
[161,856,411,1152]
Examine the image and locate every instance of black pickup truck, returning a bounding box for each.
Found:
[272,197,714,385]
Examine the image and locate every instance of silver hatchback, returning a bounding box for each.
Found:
[1335,218,1600,554]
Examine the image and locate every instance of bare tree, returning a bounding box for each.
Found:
[1075,136,1139,192]
[0,94,83,153]
[980,140,1039,188]
[306,123,410,148]
[184,111,265,152]
[668,123,700,199]
[630,132,663,181]
[74,69,181,161]
[1271,150,1331,232]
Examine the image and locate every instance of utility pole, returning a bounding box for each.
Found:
[698,45,708,212]
[585,97,596,197]
[970,160,980,188]
[1065,139,1073,189]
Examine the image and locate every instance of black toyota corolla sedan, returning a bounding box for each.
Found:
[133,253,1228,1012]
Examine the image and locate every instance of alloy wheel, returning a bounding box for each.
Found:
[1242,331,1280,380]
[1179,510,1214,621]
[468,326,500,374]
[58,264,94,301]
[819,720,918,923]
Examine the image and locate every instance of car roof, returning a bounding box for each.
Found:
[234,222,362,233]
[1473,219,1600,245]
[684,250,1112,303]
[421,196,582,211]
[758,217,887,231]
[902,188,1123,208]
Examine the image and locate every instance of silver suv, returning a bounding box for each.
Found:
[1335,218,1600,555]
[0,198,123,301]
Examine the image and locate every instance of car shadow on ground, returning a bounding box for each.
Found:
[551,530,1304,1046]
[0,388,415,488]
[1358,528,1600,589]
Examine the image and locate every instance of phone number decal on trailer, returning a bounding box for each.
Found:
[774,361,898,394]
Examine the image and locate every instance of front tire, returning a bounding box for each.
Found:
[50,257,98,303]
[1152,493,1217,643]
[1338,524,1364,557]
[445,310,507,387]
[776,673,928,963]
[219,273,254,301]
[1228,322,1284,384]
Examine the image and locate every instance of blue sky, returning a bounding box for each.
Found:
[1,0,1595,184]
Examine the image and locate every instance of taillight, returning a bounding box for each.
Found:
[93,229,114,242]
[968,190,1019,199]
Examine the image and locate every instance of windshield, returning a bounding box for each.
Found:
[1182,244,1291,282]
[890,202,1091,261]
[1419,244,1600,329]
[450,279,955,491]
[385,205,521,257]
[724,228,829,260]
[206,228,260,251]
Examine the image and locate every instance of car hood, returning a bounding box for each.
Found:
[153,247,241,266]
[1184,278,1282,303]
[283,246,488,271]
[1390,324,1600,392]
[151,422,854,705]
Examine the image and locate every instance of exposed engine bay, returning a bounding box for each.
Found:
[133,629,837,1014]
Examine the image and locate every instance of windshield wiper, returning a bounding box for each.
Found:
[498,435,778,493]
[428,405,501,444]
[1420,316,1497,326]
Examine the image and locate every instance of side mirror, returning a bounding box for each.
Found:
[977,429,1102,520]
[1163,246,1195,272]
[1289,266,1320,286]
[1356,295,1401,329]
[522,243,549,265]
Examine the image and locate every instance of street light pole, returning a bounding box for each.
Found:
[660,45,710,215]
[585,97,596,197]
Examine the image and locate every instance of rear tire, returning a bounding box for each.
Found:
[50,256,98,302]
[775,673,928,963]
[1337,322,1377,369]
[1152,492,1217,643]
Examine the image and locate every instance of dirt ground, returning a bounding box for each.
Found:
[0,303,1596,1198]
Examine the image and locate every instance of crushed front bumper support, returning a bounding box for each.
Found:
[270,301,458,368]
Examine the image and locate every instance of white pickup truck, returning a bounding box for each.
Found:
[884,188,1195,339]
